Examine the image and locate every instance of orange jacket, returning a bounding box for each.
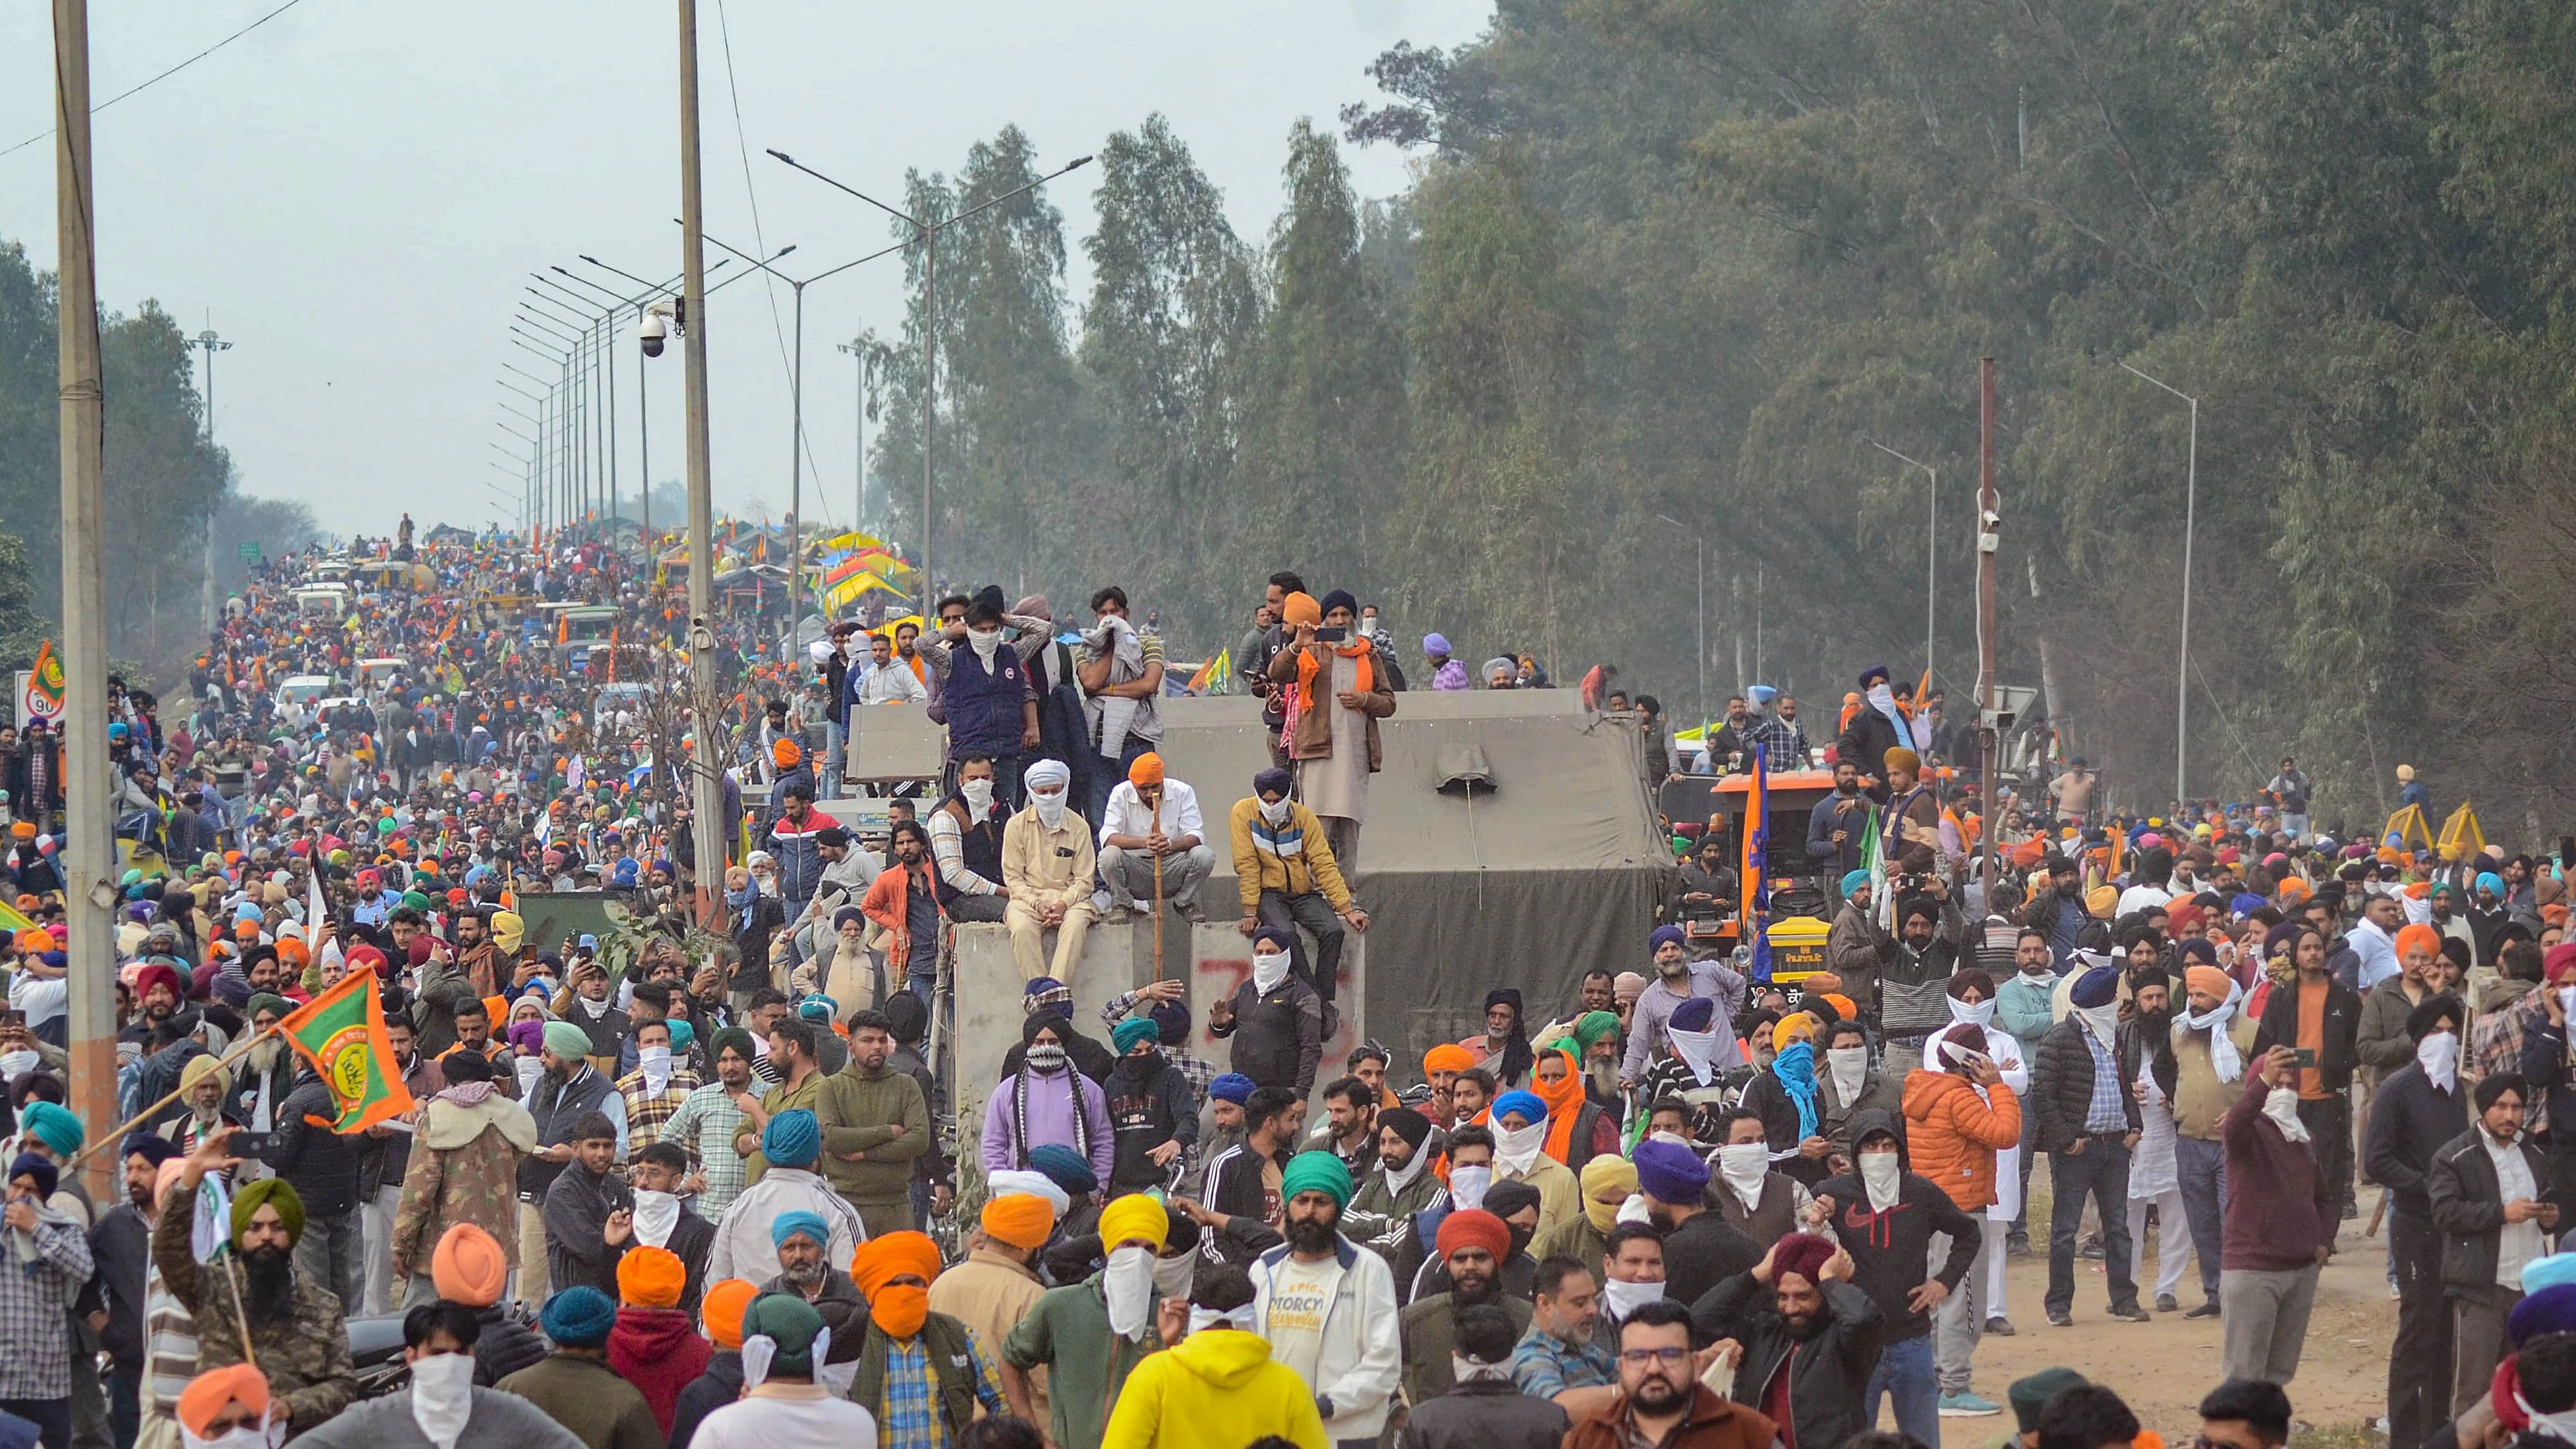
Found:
[859,864,939,980]
[1899,1069,2022,1211]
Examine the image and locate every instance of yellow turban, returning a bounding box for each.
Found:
[1773,1012,1817,1053]
[1097,1193,1170,1252]
[1580,1154,1638,1232]
[490,910,525,953]
[979,1193,1058,1252]
[2085,885,2118,918]
[1884,747,1922,776]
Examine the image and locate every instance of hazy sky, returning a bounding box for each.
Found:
[0,0,1485,539]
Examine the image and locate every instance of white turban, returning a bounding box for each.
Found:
[987,1168,1072,1215]
[1023,758,1072,792]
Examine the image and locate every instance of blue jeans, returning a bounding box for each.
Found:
[1864,1332,1940,1443]
[2047,1136,2139,1315]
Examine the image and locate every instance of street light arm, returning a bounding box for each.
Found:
[497,378,545,401]
[2116,358,2196,405]
[805,237,908,285]
[767,149,921,227]
[502,362,556,389]
[532,274,617,321]
[510,336,569,364]
[693,229,801,282]
[932,154,1094,236]
[1865,438,1934,473]
[513,321,580,351]
[521,293,597,333]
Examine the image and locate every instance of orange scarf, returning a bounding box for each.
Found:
[1533,1048,1588,1164]
[1294,638,1375,705]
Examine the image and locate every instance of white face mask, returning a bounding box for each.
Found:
[1104,1244,1157,1340]
[1599,1275,1665,1321]
[1151,1249,1195,1301]
[2262,1086,2311,1143]
[185,1423,285,1449]
[1859,1151,1903,1212]
[1493,1118,1547,1174]
[1826,1044,1868,1091]
[1448,1164,1492,1212]
[967,627,1003,661]
[1667,1027,1721,1085]
[1715,1143,1769,1204]
[0,1050,37,1084]
[637,1043,672,1088]
[408,1350,476,1449]
[1251,950,1292,995]
[959,778,995,822]
[1257,795,1292,826]
[631,1188,681,1247]
[1031,788,1067,830]
[514,1054,546,1096]
[1947,995,1997,1028]
[1867,683,1897,711]
[2417,1031,2460,1094]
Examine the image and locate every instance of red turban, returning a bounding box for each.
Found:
[1435,1208,1510,1264]
[1771,1231,1838,1288]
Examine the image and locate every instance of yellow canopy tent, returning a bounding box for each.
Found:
[2438,802,2486,861]
[2384,803,2434,853]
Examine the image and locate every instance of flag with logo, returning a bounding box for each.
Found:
[1859,807,1890,931]
[1740,748,1771,982]
[275,969,415,1133]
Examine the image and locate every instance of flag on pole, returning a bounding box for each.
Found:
[306,865,328,934]
[567,755,586,792]
[1740,748,1772,982]
[1860,807,1890,931]
[0,899,36,936]
[275,970,416,1133]
[190,1173,234,1264]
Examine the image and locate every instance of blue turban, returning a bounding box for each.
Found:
[1209,1073,1256,1104]
[234,901,264,923]
[1252,767,1294,799]
[1253,924,1294,952]
[1670,996,1716,1033]
[2070,965,2121,1009]
[1317,589,1357,618]
[18,1102,83,1158]
[2525,1253,2576,1296]
[797,996,837,1023]
[540,1286,617,1348]
[1634,1137,1709,1203]
[2512,1283,2576,1346]
[1029,1143,1098,1196]
[762,1109,821,1168]
[769,1209,831,1249]
[666,1019,695,1052]
[2230,892,2267,918]
[1110,1016,1159,1055]
[1858,664,1891,688]
[1491,1090,1548,1127]
[2478,872,2505,898]
[1649,924,1685,954]
[1423,633,1451,656]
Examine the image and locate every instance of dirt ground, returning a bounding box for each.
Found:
[1916,1176,2397,1449]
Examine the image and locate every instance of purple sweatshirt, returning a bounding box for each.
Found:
[2219,1072,2340,1271]
[980,1067,1116,1186]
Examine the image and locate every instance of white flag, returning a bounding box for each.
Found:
[191,1174,233,1264]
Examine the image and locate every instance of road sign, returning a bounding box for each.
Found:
[237,540,260,561]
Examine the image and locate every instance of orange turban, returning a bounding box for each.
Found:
[1280,592,1322,629]
[772,737,802,768]
[2395,923,2444,963]
[275,937,308,966]
[980,1193,1057,1252]
[431,1223,510,1306]
[1128,752,1165,789]
[2184,965,2234,1002]
[1818,993,1857,1022]
[2278,878,2311,905]
[850,1231,944,1298]
[1423,1044,1476,1076]
[176,1365,270,1438]
[701,1278,758,1349]
[617,1245,687,1308]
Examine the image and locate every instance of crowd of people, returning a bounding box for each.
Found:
[0,523,2567,1449]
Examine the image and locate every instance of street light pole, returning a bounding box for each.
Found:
[768,147,1094,598]
[837,339,865,530]
[2119,359,2199,808]
[192,322,232,630]
[677,0,726,928]
[1867,440,1939,682]
[1655,514,1707,739]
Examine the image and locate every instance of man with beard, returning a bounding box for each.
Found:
[1634,1135,1762,1311]
[119,963,186,1050]
[1246,1151,1402,1448]
[1875,886,1969,1079]
[92,1135,179,1449]
[662,1029,759,1224]
[229,1000,300,1129]
[1400,1301,1568,1449]
[443,997,515,1098]
[157,1054,243,1166]
[0,1147,94,1449]
[275,1298,588,1449]
[154,1127,359,1431]
[2120,967,2196,1313]
[1620,926,1744,1092]
[519,1019,625,1307]
[1343,1108,1445,1268]
[1411,1179,1542,1305]
[860,820,944,1002]
[413,908,491,1058]
[497,1287,662,1449]
[1692,1232,1881,1449]
[1400,1208,1533,1404]
[1564,1299,1771,1449]
[809,1008,931,1232]
[1105,1014,1197,1193]
[1309,1075,1379,1176]
[1182,1085,1303,1266]
[558,960,631,1075]
[758,1209,868,1367]
[271,1052,369,1317]
[706,1111,863,1286]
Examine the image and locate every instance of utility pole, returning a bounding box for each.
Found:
[54,0,116,1199]
[787,280,804,652]
[194,322,231,631]
[1976,357,2000,907]
[838,340,865,531]
[677,0,726,928]
[2119,360,2198,809]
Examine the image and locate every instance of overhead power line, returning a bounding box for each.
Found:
[3,0,310,161]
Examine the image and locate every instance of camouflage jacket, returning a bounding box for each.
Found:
[150,1186,359,1429]
[389,1092,536,1279]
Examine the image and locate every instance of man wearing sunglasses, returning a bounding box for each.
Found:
[1562,1299,1771,1449]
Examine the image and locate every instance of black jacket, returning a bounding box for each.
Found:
[471,1303,549,1386]
[2428,1127,2566,1303]
[90,1201,152,1366]
[1662,1208,1765,1319]
[2363,1062,2472,1218]
[1394,1378,1569,1449]
[1211,974,1325,1098]
[1692,1271,1883,1449]
[2250,973,2363,1093]
[668,1351,744,1449]
[1835,711,1906,803]
[1738,1071,1833,1189]
[2030,1017,2142,1154]
[1810,1109,1982,1342]
[1104,1052,1199,1192]
[271,1071,366,1216]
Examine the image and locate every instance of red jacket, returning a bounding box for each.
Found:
[860,864,941,981]
[607,1304,712,1434]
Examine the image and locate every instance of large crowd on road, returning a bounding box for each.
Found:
[0,522,2565,1449]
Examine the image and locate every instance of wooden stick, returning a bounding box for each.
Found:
[219,1251,261,1369]
[1150,791,1166,983]
[62,1024,278,1171]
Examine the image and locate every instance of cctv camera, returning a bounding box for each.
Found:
[638,310,670,358]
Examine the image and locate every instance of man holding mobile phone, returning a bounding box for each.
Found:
[2248,924,2362,1222]
[1265,590,1395,879]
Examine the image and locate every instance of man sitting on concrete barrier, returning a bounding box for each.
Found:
[1003,758,1100,983]
[1229,766,1369,1019]
[1099,752,1213,923]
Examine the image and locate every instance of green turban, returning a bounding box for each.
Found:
[1280,1150,1354,1210]
[542,1019,593,1060]
[1572,1010,1621,1053]
[741,1292,826,1377]
[1110,1016,1159,1055]
[232,1177,306,1246]
[399,890,431,911]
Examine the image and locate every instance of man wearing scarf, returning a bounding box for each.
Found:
[1874,878,1968,1079]
[925,753,1010,923]
[1265,590,1396,876]
[1228,768,1365,1024]
[1486,1091,1578,1243]
[1343,1107,1446,1267]
[1740,1014,1835,1188]
[2172,963,2256,1322]
[1808,1111,1982,1445]
[155,1132,360,1431]
[2366,994,2471,1449]
[390,1050,536,1310]
[1620,926,1742,1089]
[1400,1209,1533,1406]
[998,1195,1179,1449]
[846,1232,1008,1448]
[2034,965,2147,1327]
[981,1014,1116,1187]
[2217,1047,2342,1388]
[1634,996,1732,1145]
[1836,666,1909,803]
[1000,758,1099,984]
[1527,1046,1618,1174]
[1212,926,1327,1097]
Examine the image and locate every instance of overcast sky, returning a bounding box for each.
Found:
[0,0,1485,540]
